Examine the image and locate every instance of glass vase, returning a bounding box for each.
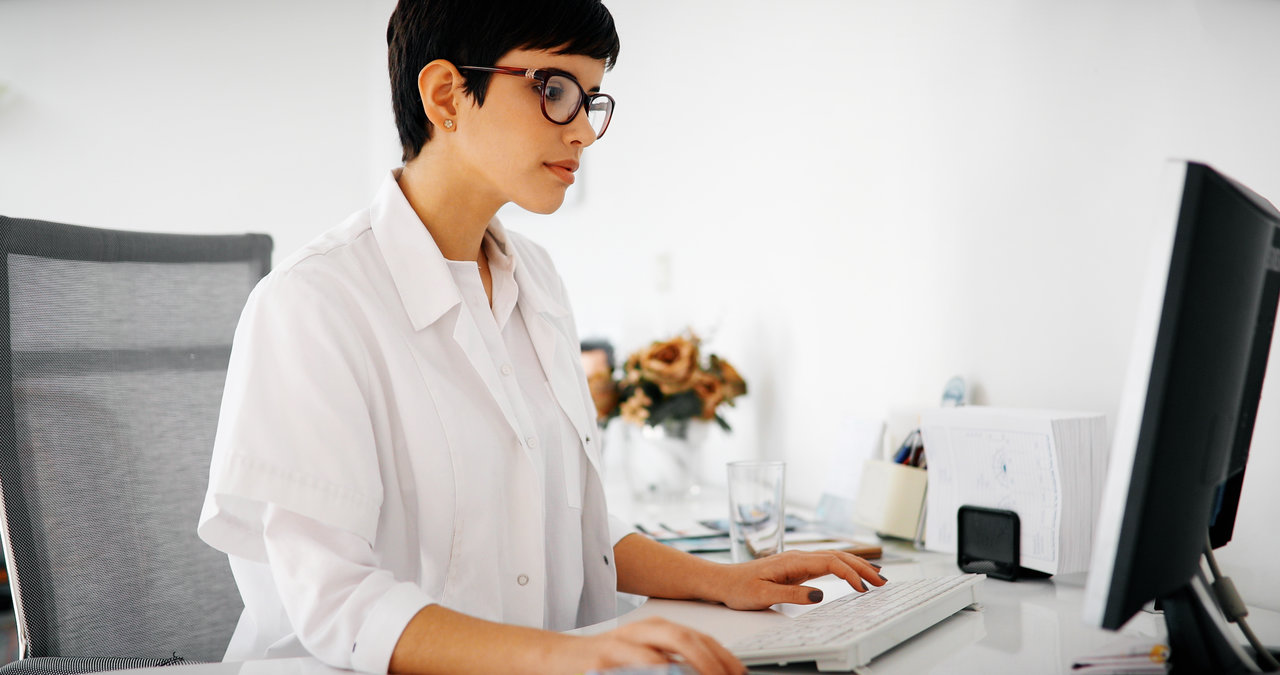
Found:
[625,418,710,503]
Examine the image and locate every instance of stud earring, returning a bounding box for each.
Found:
[443,119,454,130]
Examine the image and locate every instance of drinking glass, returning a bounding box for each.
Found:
[726,460,786,563]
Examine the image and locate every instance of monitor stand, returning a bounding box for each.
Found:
[1162,573,1276,674]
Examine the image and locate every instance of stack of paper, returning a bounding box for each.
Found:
[637,517,882,558]
[920,407,1108,575]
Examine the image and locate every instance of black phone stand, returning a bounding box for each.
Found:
[957,505,1042,581]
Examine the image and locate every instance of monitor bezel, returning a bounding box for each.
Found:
[1084,159,1280,628]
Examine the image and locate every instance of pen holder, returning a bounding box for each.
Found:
[852,459,927,540]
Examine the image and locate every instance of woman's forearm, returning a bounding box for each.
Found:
[612,532,729,602]
[388,600,744,675]
[388,604,578,675]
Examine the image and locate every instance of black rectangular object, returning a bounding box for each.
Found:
[957,505,1021,581]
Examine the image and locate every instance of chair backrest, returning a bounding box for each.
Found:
[0,216,271,661]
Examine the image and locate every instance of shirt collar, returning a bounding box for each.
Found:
[483,228,519,331]
[371,168,568,329]
[494,225,570,320]
[370,168,462,331]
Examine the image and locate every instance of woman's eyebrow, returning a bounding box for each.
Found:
[545,66,602,93]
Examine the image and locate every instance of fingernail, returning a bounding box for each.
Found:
[878,574,888,582]
[808,589,824,603]
[869,562,882,569]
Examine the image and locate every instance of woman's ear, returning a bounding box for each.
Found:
[417,59,463,132]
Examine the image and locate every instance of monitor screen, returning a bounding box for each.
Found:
[1084,161,1280,637]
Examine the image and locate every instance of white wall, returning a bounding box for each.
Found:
[0,0,397,257]
[2,0,1278,610]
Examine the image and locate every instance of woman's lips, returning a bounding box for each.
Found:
[546,163,576,185]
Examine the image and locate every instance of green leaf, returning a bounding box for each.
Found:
[648,391,702,425]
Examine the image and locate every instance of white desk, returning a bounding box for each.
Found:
[585,541,1174,674]
[125,485,1280,674]
[127,551,1278,674]
[599,484,1279,673]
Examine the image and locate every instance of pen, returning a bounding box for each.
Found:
[1070,643,1170,668]
[892,445,910,464]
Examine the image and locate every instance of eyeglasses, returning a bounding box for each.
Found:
[458,65,615,140]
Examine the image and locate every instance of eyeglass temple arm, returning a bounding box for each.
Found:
[459,65,541,80]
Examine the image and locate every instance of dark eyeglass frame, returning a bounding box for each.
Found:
[458,65,615,139]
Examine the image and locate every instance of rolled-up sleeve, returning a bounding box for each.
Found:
[608,513,639,546]
[199,267,386,560]
[261,505,432,674]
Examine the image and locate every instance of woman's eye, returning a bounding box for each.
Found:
[544,84,566,102]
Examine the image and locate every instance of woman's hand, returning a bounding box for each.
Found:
[564,617,744,675]
[709,550,887,611]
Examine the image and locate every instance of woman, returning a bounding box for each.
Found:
[198,1,885,673]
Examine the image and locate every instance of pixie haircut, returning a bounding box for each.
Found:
[388,0,621,162]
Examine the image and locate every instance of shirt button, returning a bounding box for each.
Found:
[500,364,513,376]
[517,574,529,586]
[526,435,539,449]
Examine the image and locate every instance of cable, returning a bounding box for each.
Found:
[1204,536,1280,672]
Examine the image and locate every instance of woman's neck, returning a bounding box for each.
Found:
[396,154,499,264]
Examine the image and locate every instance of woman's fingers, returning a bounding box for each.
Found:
[829,554,873,592]
[837,551,888,587]
[610,617,744,675]
[811,551,888,592]
[754,550,888,598]
[788,585,825,605]
[717,550,892,610]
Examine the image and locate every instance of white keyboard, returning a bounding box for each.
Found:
[729,574,984,672]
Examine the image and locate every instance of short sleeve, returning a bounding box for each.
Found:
[199,265,385,561]
[608,513,639,547]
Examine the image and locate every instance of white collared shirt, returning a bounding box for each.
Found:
[198,169,627,673]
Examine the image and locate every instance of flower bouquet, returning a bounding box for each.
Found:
[585,331,747,500]
[587,331,747,431]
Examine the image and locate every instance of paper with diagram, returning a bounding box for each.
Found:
[920,407,1108,575]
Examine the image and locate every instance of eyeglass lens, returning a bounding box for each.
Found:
[542,74,611,138]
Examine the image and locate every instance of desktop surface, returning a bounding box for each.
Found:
[584,540,1179,674]
[599,483,1279,673]
[114,538,1278,675]
[115,483,1279,674]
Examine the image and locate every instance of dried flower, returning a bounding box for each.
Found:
[584,330,747,431]
[636,334,699,395]
[711,354,747,400]
[619,388,653,426]
[690,370,725,420]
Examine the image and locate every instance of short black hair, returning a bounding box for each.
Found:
[388,0,621,163]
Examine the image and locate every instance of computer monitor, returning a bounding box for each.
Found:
[1208,228,1279,551]
[1084,160,1280,673]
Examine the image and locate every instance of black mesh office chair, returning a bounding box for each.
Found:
[0,216,271,673]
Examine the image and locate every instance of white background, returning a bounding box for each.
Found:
[2,0,1278,611]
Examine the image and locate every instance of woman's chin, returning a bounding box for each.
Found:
[514,192,568,215]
